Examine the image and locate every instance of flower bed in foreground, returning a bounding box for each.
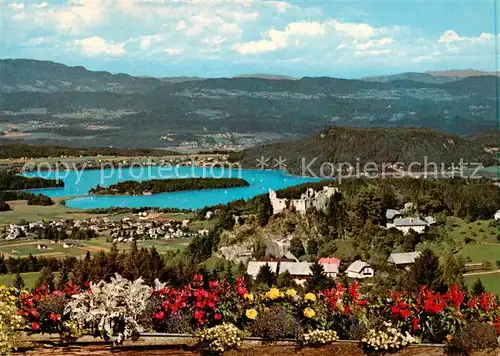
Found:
[4,274,500,355]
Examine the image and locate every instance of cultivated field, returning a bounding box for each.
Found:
[0,271,43,289]
[464,271,500,295]
[443,217,500,265]
[0,198,105,226]
[0,236,191,259]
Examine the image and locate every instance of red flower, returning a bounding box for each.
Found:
[400,308,410,319]
[390,306,400,315]
[411,317,420,332]
[154,311,165,320]
[444,285,464,309]
[30,309,40,319]
[214,313,222,321]
[49,313,61,323]
[237,286,247,297]
[31,322,40,331]
[348,281,360,301]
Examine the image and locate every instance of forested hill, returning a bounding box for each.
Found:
[469,128,500,149]
[229,126,496,175]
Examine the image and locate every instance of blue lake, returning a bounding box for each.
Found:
[24,167,321,210]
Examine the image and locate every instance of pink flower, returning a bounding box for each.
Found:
[154,311,165,320]
[214,313,222,321]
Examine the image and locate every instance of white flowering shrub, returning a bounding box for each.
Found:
[299,329,338,346]
[362,322,417,351]
[65,274,152,344]
[0,287,24,355]
[197,323,245,354]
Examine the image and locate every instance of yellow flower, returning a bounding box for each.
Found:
[245,309,258,320]
[265,288,281,300]
[304,293,316,302]
[285,289,297,298]
[446,335,453,342]
[243,293,254,302]
[303,307,316,319]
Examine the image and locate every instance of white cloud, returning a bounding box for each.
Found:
[233,19,377,55]
[233,28,287,54]
[355,49,391,57]
[439,30,495,45]
[164,48,184,55]
[355,37,393,51]
[285,21,325,36]
[438,30,465,43]
[32,0,105,35]
[12,12,27,20]
[24,36,52,45]
[176,20,187,30]
[218,23,240,36]
[8,3,24,10]
[330,19,374,38]
[140,34,162,50]
[216,9,258,22]
[413,55,435,63]
[74,36,126,56]
[265,1,292,13]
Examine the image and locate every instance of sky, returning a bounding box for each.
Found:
[1,0,500,78]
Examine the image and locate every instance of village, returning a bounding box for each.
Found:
[2,212,209,245]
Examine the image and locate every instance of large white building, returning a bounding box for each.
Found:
[387,217,428,234]
[269,186,339,215]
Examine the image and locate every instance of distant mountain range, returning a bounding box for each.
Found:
[233,74,299,80]
[363,69,500,84]
[426,69,500,78]
[362,72,459,84]
[0,58,499,149]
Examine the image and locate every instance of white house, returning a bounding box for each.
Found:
[346,261,374,279]
[318,257,341,278]
[387,217,428,234]
[494,210,500,221]
[205,211,214,220]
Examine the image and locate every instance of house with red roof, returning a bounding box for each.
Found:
[318,257,341,278]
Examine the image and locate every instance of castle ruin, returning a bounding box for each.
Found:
[269,186,339,214]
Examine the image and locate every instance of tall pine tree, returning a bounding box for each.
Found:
[13,271,25,290]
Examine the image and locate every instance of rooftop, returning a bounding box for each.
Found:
[393,217,428,227]
[387,251,422,265]
[318,257,341,266]
[346,260,370,273]
[386,209,401,220]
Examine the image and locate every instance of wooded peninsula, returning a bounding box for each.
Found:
[89,177,250,195]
